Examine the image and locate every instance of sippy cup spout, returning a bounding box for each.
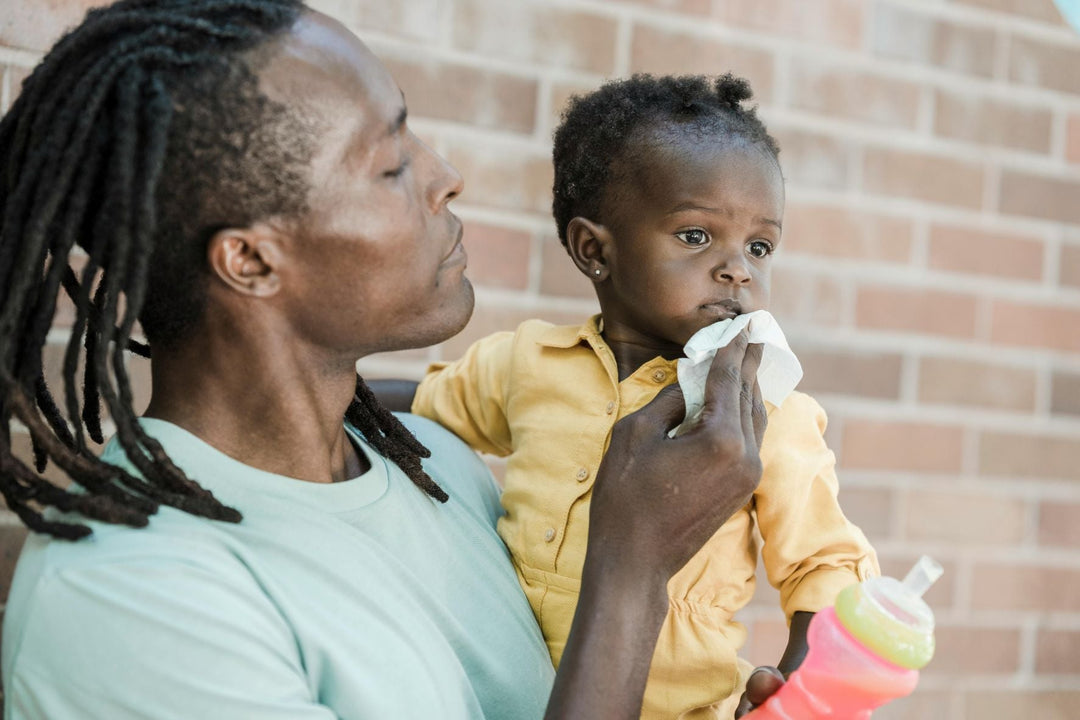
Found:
[900,555,944,599]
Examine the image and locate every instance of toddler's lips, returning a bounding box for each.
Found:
[701,300,742,319]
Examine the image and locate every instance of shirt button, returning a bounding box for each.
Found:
[543,528,556,542]
[576,467,589,482]
[652,369,667,382]
[605,401,616,415]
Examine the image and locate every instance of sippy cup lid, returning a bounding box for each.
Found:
[835,556,943,670]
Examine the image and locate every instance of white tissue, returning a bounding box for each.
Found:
[669,310,803,437]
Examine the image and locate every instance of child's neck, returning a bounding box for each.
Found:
[602,332,684,382]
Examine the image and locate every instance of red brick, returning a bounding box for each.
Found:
[382,56,536,135]
[0,0,106,53]
[1068,115,1080,165]
[954,0,1069,25]
[795,347,903,400]
[925,624,1022,675]
[990,300,1080,353]
[539,237,595,300]
[905,490,1027,545]
[771,127,851,190]
[979,430,1080,481]
[967,691,1080,719]
[870,4,996,78]
[0,525,29,603]
[934,90,1053,154]
[444,143,552,215]
[721,0,864,49]
[840,419,964,473]
[460,222,531,291]
[784,205,913,264]
[1009,35,1080,96]
[971,562,1080,612]
[452,0,617,76]
[322,0,444,42]
[1039,501,1080,547]
[603,0,713,14]
[1060,242,1080,290]
[855,286,978,339]
[630,26,775,102]
[789,64,921,130]
[917,356,1037,412]
[769,266,847,326]
[927,223,1044,281]
[1036,628,1080,673]
[1051,370,1080,416]
[863,148,984,210]
[837,486,894,539]
[1000,170,1080,225]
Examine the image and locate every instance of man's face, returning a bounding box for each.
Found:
[595,132,784,353]
[261,11,471,358]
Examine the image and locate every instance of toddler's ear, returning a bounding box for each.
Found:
[565,216,612,282]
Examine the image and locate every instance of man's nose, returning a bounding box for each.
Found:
[424,143,464,211]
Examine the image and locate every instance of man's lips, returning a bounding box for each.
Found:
[441,224,466,265]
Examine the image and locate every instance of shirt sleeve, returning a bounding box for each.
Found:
[755,392,880,620]
[411,330,516,457]
[6,558,336,720]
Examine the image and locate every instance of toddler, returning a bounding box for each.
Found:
[407,74,877,719]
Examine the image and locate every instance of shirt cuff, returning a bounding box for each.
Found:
[781,565,869,620]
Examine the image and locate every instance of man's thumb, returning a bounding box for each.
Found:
[639,383,687,431]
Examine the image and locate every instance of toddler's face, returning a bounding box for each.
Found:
[596,135,784,351]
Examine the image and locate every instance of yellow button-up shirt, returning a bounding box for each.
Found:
[414,317,878,719]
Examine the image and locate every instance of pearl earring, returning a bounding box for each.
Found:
[594,268,601,276]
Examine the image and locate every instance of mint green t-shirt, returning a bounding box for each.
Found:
[2,415,554,719]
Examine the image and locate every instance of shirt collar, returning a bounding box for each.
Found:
[535,314,604,349]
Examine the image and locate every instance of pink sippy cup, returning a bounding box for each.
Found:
[746,556,943,719]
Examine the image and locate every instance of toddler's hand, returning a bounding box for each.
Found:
[734,666,785,718]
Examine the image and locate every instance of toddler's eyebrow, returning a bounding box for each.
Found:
[666,202,782,230]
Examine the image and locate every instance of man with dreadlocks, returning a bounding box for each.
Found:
[0,1,771,718]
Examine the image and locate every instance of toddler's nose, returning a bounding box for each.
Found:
[712,254,752,284]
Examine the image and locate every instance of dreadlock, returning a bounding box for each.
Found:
[552,73,781,244]
[0,0,444,541]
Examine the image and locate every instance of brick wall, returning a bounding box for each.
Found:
[3,1,1079,717]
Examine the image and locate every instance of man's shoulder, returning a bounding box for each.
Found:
[394,413,501,513]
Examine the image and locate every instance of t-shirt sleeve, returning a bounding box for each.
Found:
[6,558,336,720]
[754,392,880,620]
[411,330,516,457]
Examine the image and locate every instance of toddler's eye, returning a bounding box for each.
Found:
[748,240,773,258]
[676,229,709,246]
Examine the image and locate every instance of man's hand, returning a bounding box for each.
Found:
[546,331,767,720]
[587,330,767,582]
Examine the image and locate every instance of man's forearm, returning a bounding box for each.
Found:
[544,555,670,719]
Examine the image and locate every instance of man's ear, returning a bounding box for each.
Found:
[206,224,283,298]
[565,217,613,283]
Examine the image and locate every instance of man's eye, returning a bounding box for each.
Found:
[383,160,409,178]
[675,229,709,246]
[748,240,773,258]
